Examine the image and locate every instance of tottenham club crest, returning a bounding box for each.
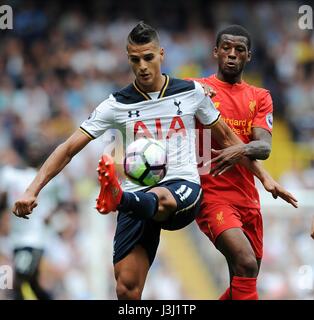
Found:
[174,99,182,115]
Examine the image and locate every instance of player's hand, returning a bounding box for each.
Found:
[209,146,245,176]
[201,84,216,98]
[262,177,298,208]
[12,192,38,219]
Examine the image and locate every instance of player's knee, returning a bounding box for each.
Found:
[116,277,142,300]
[158,193,174,212]
[233,252,258,277]
[149,190,177,222]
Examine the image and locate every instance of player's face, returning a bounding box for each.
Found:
[214,34,251,78]
[127,41,164,91]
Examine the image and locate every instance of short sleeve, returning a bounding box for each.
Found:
[252,89,273,133]
[80,96,115,139]
[194,81,220,126]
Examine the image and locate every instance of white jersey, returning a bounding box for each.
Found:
[0,166,66,249]
[80,76,220,191]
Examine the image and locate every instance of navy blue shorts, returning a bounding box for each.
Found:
[113,179,202,265]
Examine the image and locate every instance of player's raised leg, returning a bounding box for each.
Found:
[96,154,123,214]
[111,180,202,299]
[96,154,177,221]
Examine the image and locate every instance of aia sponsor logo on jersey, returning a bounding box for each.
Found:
[133,116,187,140]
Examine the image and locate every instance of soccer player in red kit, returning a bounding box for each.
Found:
[194,25,297,300]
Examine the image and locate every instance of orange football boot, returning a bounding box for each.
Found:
[96,154,123,214]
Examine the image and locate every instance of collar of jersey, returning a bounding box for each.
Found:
[213,74,246,89]
[133,74,169,100]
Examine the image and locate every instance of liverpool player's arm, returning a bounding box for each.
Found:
[244,127,272,160]
[206,120,268,175]
[210,126,271,172]
[206,119,298,208]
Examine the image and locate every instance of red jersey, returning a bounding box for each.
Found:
[196,75,273,209]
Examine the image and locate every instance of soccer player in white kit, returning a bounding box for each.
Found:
[13,22,279,300]
[0,145,64,299]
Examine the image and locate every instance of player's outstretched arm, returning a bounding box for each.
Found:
[206,119,298,208]
[258,169,298,208]
[12,129,91,219]
[209,122,271,176]
[206,118,260,175]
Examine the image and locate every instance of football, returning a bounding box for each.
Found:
[124,138,168,186]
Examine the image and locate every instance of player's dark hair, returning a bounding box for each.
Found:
[127,22,160,46]
[216,24,251,50]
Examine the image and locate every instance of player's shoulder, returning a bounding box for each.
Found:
[242,82,273,110]
[112,77,197,102]
[244,81,270,97]
[163,77,196,97]
[112,83,144,104]
[188,75,220,93]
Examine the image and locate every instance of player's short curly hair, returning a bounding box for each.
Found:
[216,24,251,50]
[127,21,160,46]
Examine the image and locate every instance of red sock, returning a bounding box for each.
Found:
[230,276,258,300]
[219,287,231,300]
